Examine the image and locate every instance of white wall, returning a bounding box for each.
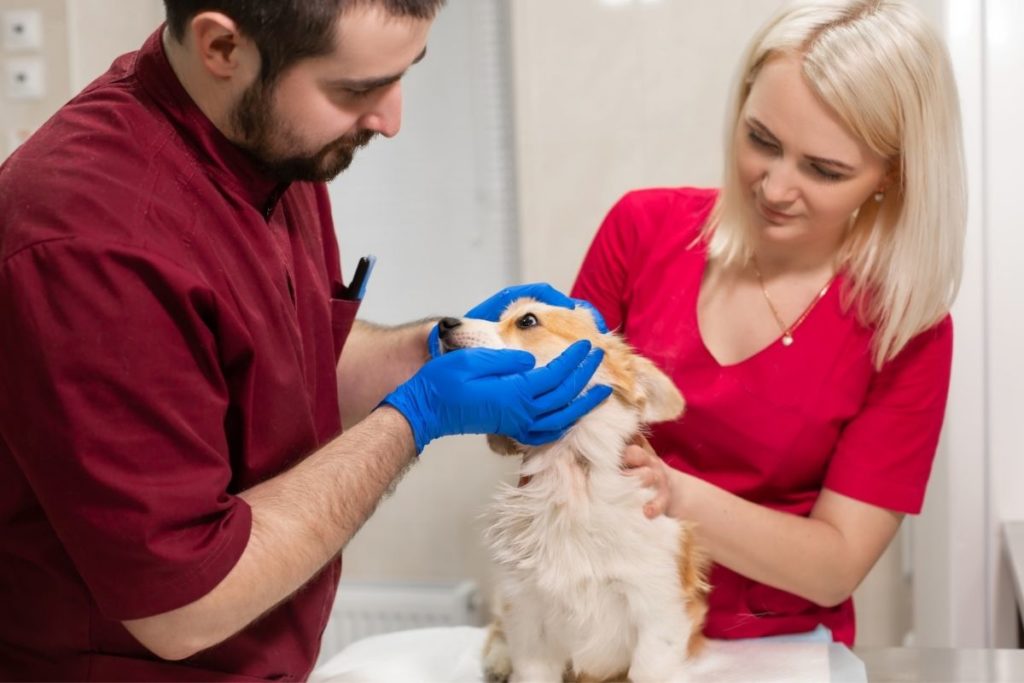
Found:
[511,0,757,290]
[911,0,987,648]
[327,0,521,599]
[65,0,164,92]
[914,0,1024,649]
[327,0,517,325]
[0,0,71,156]
[0,1,161,158]
[984,0,1024,646]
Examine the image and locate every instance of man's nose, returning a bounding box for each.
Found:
[360,82,403,138]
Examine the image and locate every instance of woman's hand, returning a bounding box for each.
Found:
[622,435,673,519]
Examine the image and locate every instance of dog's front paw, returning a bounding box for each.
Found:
[482,620,513,683]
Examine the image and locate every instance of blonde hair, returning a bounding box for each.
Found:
[704,0,966,369]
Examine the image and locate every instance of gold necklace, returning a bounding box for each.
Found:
[751,257,835,347]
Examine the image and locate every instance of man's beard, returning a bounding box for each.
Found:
[231,79,376,183]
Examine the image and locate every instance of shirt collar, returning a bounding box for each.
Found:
[134,27,288,216]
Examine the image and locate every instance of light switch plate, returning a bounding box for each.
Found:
[4,57,46,99]
[1,10,44,51]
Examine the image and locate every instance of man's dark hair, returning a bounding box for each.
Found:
[163,0,445,83]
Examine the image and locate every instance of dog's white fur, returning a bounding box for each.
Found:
[439,299,707,683]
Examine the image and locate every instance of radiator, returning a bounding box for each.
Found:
[316,580,482,665]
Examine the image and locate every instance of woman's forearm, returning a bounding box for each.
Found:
[668,469,901,607]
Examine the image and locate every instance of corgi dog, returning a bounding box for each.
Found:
[436,298,708,683]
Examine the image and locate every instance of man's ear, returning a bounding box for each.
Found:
[189,12,256,80]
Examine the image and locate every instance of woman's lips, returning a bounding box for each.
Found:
[757,200,796,223]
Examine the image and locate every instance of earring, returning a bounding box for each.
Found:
[873,191,884,203]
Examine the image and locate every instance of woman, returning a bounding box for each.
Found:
[575,0,965,645]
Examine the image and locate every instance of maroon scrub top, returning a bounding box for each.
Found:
[0,28,360,681]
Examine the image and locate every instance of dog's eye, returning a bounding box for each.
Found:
[516,313,539,329]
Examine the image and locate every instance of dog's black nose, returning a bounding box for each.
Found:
[438,317,462,338]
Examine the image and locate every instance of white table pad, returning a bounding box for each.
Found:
[311,626,867,682]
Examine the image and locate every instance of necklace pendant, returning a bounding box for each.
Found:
[782,333,794,347]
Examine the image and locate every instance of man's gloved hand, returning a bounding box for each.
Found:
[427,283,608,358]
[384,339,613,453]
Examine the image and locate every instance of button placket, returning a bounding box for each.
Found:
[263,186,297,307]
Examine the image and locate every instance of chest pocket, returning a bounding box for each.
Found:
[329,296,361,362]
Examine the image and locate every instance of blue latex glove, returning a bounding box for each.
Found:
[570,298,608,333]
[427,284,608,357]
[384,339,613,453]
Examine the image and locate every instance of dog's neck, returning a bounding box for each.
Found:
[517,397,642,479]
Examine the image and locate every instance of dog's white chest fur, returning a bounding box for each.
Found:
[484,401,701,683]
[486,424,681,594]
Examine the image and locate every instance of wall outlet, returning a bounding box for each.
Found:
[4,57,45,99]
[1,10,43,52]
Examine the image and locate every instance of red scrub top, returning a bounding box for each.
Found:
[0,29,359,680]
[572,187,952,646]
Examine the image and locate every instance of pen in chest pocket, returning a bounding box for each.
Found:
[341,255,376,301]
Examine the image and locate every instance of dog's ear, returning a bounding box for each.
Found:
[487,434,524,456]
[633,356,685,423]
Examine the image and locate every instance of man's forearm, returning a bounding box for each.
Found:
[122,407,416,661]
[337,319,434,429]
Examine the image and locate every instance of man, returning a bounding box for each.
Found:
[0,1,610,679]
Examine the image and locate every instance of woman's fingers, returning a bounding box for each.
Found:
[622,444,651,468]
[622,445,670,518]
